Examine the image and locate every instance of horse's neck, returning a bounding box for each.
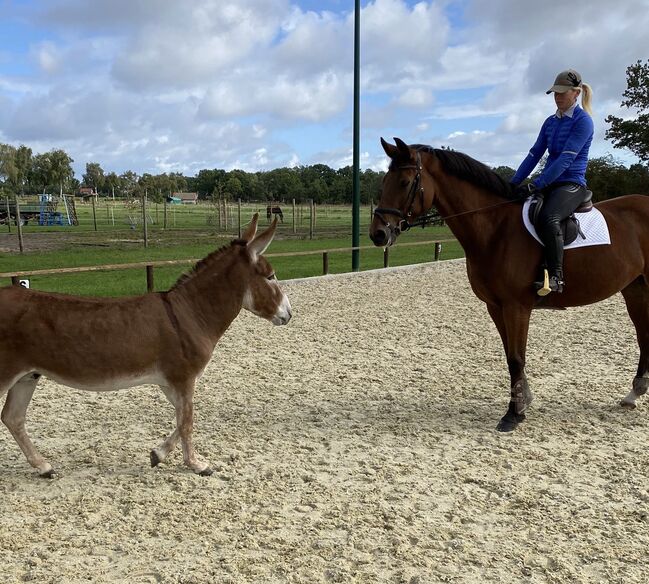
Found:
[168,253,246,343]
[434,173,511,255]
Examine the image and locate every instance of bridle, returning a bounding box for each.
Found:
[373,151,442,236]
[373,151,520,237]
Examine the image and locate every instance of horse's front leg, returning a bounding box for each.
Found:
[488,303,533,432]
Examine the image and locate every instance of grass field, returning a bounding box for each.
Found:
[1,201,464,296]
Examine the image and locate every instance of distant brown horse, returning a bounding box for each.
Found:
[0,214,292,476]
[266,204,284,223]
[370,138,649,432]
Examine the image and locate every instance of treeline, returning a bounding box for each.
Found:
[0,142,647,205]
[0,144,383,204]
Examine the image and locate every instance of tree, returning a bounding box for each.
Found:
[606,60,649,162]
[0,144,17,189]
[105,171,120,199]
[48,149,75,196]
[119,170,139,199]
[83,162,105,193]
[14,145,32,195]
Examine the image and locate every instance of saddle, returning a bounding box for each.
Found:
[528,190,593,245]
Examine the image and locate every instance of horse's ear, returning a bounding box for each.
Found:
[242,213,259,242]
[381,137,400,159]
[394,137,411,159]
[248,216,277,261]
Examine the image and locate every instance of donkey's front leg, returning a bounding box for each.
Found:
[1,374,54,477]
[173,381,213,476]
[491,303,534,432]
[151,384,182,468]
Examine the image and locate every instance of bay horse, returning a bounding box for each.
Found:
[370,138,649,432]
[0,214,292,476]
[266,204,284,223]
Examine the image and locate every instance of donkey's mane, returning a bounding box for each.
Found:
[170,240,246,290]
[411,145,517,200]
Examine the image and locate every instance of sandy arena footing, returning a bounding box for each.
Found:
[1,259,648,583]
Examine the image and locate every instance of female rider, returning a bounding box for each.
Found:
[511,69,594,295]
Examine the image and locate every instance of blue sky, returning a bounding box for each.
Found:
[0,0,646,178]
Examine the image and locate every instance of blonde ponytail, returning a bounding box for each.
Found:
[580,82,593,115]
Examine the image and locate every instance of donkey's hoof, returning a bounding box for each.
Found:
[620,400,637,410]
[39,468,55,479]
[150,450,162,467]
[496,414,525,432]
[198,466,214,477]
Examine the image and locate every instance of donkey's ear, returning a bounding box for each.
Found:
[242,213,259,242]
[394,137,411,159]
[381,137,400,159]
[248,216,277,261]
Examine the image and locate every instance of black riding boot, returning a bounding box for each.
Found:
[535,225,565,294]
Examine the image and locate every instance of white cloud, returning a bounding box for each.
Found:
[0,0,646,177]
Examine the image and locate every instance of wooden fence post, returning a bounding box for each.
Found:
[384,247,389,268]
[323,252,329,275]
[309,199,314,240]
[142,193,148,248]
[435,242,442,261]
[15,196,24,253]
[11,276,19,286]
[292,199,296,234]
[5,197,11,233]
[91,195,98,231]
[238,198,242,238]
[146,265,154,292]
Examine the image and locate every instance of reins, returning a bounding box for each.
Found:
[373,151,523,234]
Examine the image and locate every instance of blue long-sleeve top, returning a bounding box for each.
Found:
[511,104,594,189]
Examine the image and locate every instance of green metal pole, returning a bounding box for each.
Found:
[352,0,361,271]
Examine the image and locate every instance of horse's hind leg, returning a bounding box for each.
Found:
[1,373,53,477]
[621,277,649,408]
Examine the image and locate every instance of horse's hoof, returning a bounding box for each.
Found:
[150,450,161,467]
[198,467,214,477]
[39,468,55,479]
[496,414,525,432]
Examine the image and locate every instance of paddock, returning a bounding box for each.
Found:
[1,259,647,583]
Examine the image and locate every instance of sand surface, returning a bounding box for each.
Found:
[1,259,649,583]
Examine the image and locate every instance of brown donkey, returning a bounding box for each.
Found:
[0,214,291,476]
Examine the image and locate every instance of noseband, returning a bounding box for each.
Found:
[373,152,441,236]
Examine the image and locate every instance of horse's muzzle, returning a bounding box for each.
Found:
[369,225,391,247]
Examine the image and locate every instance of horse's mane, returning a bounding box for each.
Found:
[411,145,517,200]
[170,240,246,290]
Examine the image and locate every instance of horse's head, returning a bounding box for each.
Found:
[241,214,292,325]
[370,137,436,247]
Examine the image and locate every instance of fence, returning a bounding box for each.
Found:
[3,197,382,250]
[2,239,456,292]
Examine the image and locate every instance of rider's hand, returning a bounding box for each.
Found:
[513,183,538,199]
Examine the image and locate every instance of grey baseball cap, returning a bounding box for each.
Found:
[546,69,582,94]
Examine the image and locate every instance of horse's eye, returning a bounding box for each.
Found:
[400,179,410,188]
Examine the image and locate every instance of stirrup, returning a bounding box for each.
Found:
[535,270,564,296]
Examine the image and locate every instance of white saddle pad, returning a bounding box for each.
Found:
[522,197,611,250]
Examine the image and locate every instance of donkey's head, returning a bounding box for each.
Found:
[241,213,292,325]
